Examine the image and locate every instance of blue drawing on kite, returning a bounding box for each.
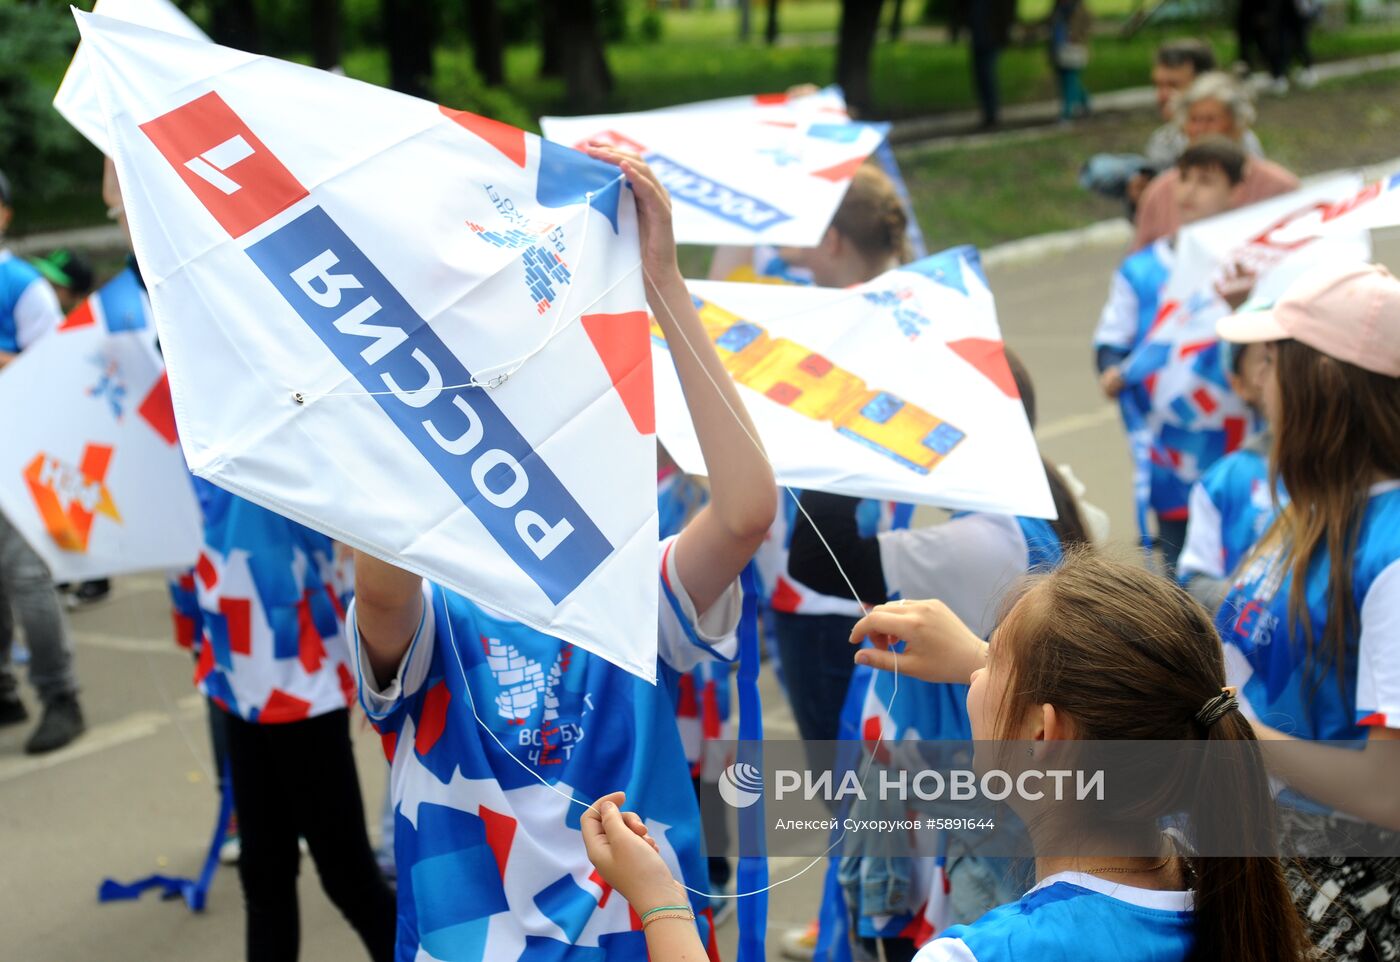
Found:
[862,288,931,340]
[468,220,573,315]
[86,352,127,420]
[521,246,573,315]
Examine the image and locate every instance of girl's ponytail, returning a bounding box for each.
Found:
[1188,710,1311,962]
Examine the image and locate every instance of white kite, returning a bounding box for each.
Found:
[652,246,1055,518]
[542,89,890,247]
[75,12,664,681]
[55,0,211,155]
[0,269,201,580]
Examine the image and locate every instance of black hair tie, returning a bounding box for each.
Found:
[1195,686,1239,729]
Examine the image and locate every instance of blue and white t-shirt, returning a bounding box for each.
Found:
[1217,480,1400,739]
[350,535,740,962]
[913,872,1195,962]
[1178,441,1281,588]
[0,248,63,353]
[1093,239,1174,360]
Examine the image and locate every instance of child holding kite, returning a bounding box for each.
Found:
[348,149,775,961]
[1093,138,1249,573]
[583,551,1313,962]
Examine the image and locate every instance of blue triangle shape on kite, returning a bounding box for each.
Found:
[536,140,623,234]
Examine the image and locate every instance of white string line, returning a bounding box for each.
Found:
[433,258,901,903]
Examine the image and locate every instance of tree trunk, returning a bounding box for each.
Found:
[739,0,752,41]
[765,0,780,46]
[310,0,342,70]
[836,0,885,116]
[208,0,259,53]
[557,0,613,112]
[382,0,435,97]
[468,0,505,86]
[889,0,905,42]
[539,0,562,77]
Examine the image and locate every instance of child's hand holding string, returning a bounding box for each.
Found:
[581,792,689,916]
[850,599,988,685]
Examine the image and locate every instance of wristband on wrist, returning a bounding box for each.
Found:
[640,904,695,928]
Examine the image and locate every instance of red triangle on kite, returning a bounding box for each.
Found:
[439,105,527,168]
[810,156,865,183]
[946,338,1019,398]
[581,312,655,435]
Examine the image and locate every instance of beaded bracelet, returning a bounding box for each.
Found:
[640,904,695,928]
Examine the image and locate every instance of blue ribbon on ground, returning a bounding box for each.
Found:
[735,562,769,962]
[99,759,232,912]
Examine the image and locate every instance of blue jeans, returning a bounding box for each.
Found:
[773,610,859,745]
[0,511,77,703]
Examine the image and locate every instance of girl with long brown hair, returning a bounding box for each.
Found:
[1214,261,1400,957]
[580,552,1311,962]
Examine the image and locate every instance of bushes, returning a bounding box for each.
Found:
[0,3,103,232]
[435,54,537,130]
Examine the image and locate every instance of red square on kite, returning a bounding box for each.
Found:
[140,91,308,239]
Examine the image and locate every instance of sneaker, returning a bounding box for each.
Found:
[219,833,242,865]
[1297,67,1319,89]
[0,694,28,727]
[780,919,819,960]
[24,693,86,754]
[65,579,111,609]
[1268,75,1290,96]
[219,814,241,865]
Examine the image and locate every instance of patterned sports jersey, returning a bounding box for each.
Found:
[1216,481,1400,739]
[0,248,63,353]
[189,479,355,723]
[349,536,741,962]
[1177,440,1282,586]
[913,872,1195,962]
[845,515,1063,945]
[1093,239,1173,356]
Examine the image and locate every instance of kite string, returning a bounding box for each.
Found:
[434,261,900,902]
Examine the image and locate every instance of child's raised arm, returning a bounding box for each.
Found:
[585,146,776,614]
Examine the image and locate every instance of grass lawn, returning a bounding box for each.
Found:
[339,18,1400,123]
[896,68,1400,252]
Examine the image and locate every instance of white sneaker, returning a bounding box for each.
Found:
[780,919,819,960]
[218,834,241,865]
[1297,67,1318,89]
[1269,76,1291,96]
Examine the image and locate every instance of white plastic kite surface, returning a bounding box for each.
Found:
[541,90,890,247]
[76,12,663,681]
[55,0,211,154]
[652,247,1056,518]
[0,268,201,580]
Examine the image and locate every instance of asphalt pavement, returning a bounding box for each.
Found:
[3,232,1397,962]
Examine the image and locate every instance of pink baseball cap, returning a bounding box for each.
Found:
[1217,262,1400,377]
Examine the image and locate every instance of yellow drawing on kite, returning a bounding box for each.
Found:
[653,297,965,474]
